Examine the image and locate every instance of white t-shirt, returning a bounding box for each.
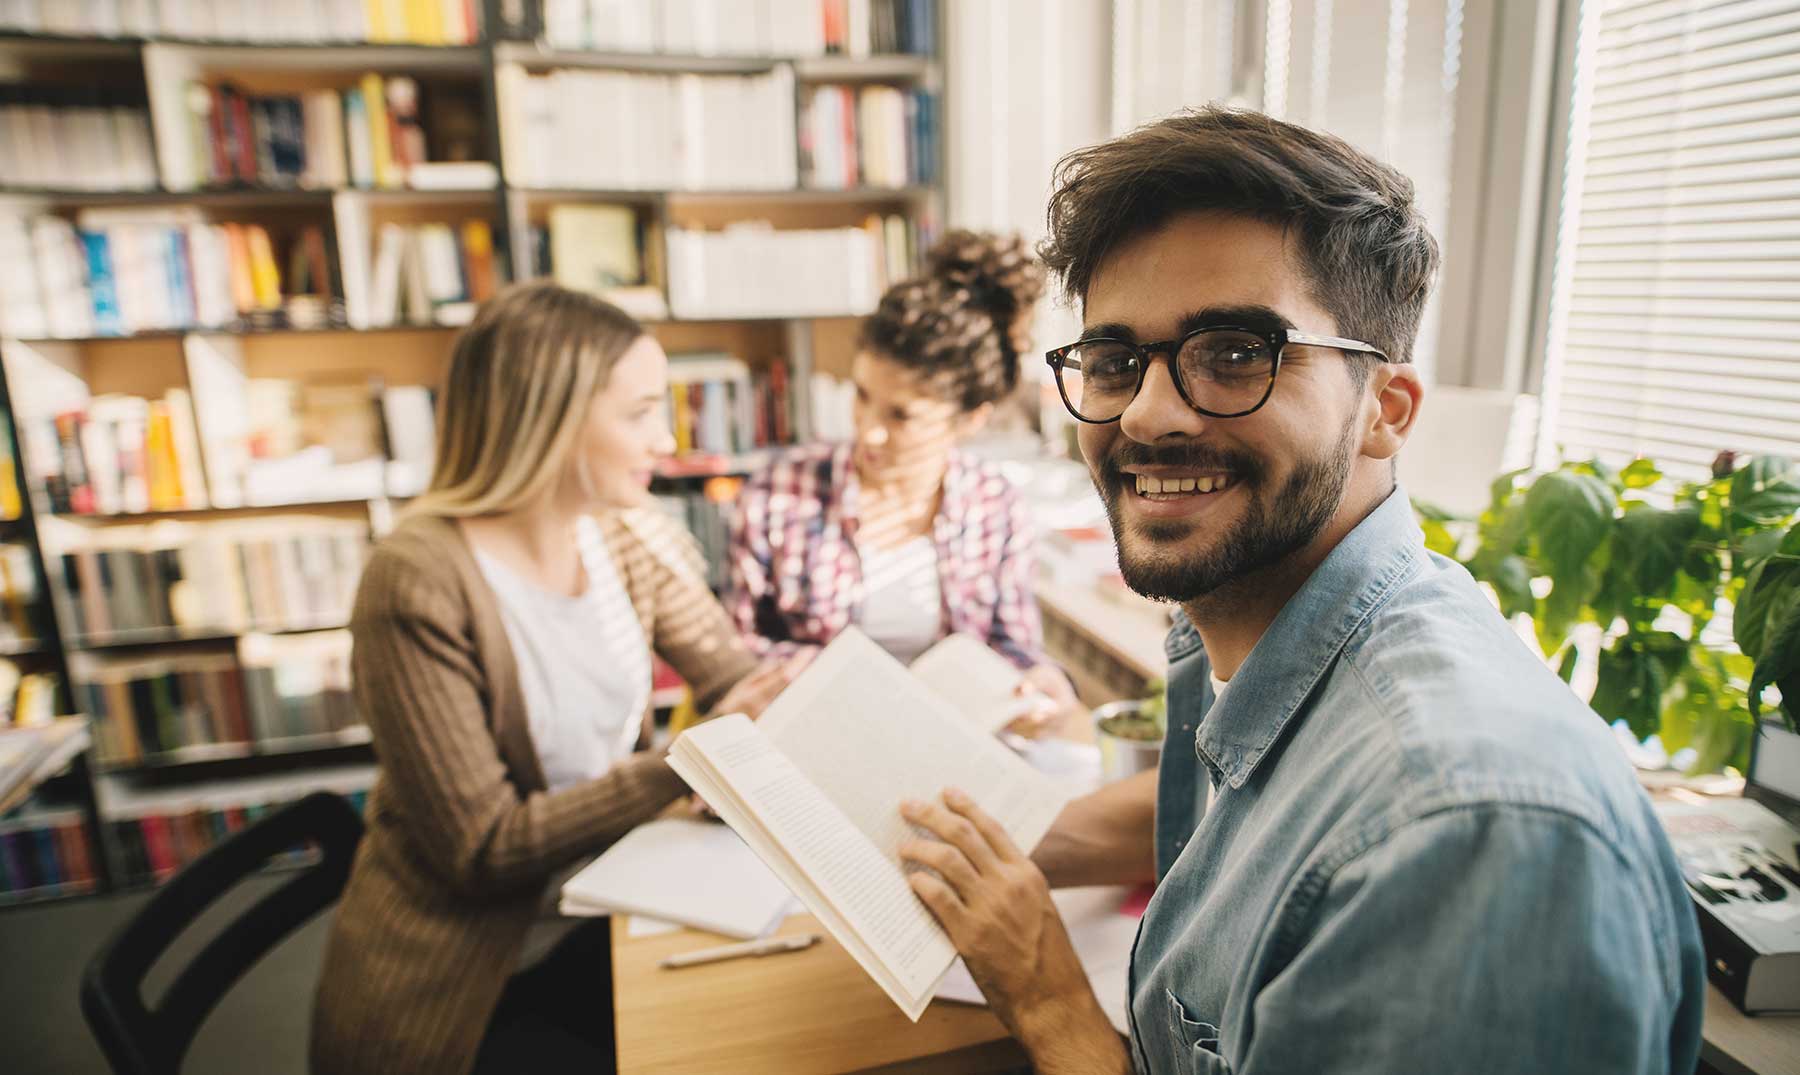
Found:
[856,535,941,664]
[472,515,651,791]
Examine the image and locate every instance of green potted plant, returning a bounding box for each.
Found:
[1093,676,1167,782]
[1419,451,1800,774]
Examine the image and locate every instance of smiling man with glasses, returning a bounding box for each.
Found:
[894,108,1705,1075]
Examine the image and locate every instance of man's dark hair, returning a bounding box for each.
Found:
[1039,107,1441,372]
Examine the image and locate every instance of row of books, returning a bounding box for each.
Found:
[667,353,800,456]
[0,809,99,901]
[542,0,935,57]
[28,394,209,515]
[496,65,799,191]
[0,545,45,652]
[73,630,358,768]
[0,212,342,339]
[533,203,667,320]
[0,412,20,521]
[665,215,919,319]
[799,85,938,190]
[48,519,369,641]
[353,220,501,329]
[179,342,438,505]
[653,477,745,593]
[102,771,373,888]
[0,86,158,191]
[0,659,58,727]
[0,0,482,44]
[173,75,491,192]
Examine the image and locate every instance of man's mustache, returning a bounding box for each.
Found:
[1098,442,1264,489]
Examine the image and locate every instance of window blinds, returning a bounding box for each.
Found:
[1540,0,1800,481]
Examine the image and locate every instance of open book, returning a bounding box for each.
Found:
[668,628,1069,1020]
[906,632,1038,734]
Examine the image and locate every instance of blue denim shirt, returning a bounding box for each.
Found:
[1128,489,1706,1075]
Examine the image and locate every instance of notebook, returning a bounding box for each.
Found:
[559,817,794,940]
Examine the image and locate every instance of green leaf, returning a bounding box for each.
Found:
[1592,640,1670,741]
[1615,505,1701,601]
[1666,653,1755,773]
[1491,555,1536,620]
[1412,497,1457,523]
[1749,597,1800,730]
[1729,455,1800,530]
[1488,468,1529,514]
[1420,516,1458,559]
[1620,458,1662,489]
[1526,470,1615,580]
[1525,471,1614,644]
[1735,554,1800,660]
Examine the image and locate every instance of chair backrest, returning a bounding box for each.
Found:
[81,791,364,1075]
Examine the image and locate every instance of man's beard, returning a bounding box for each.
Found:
[1097,420,1357,603]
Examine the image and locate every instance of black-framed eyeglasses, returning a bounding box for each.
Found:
[1044,325,1389,424]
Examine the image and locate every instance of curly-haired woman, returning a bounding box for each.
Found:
[726,231,1077,729]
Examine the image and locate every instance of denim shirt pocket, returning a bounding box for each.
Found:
[1164,989,1229,1073]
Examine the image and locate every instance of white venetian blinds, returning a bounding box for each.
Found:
[1540,0,1800,481]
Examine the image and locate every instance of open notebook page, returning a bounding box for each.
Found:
[670,715,951,1019]
[757,628,1067,872]
[907,633,1032,734]
[557,818,793,939]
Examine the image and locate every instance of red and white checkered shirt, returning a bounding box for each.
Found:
[727,442,1047,669]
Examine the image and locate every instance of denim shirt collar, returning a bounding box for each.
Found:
[1172,486,1424,790]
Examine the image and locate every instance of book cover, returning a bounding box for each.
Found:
[1658,797,1800,1012]
[360,73,397,189]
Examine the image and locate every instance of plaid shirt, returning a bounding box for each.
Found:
[728,442,1047,669]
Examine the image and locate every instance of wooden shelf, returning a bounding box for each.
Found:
[67,621,349,651]
[146,42,484,73]
[515,185,933,205]
[495,43,933,78]
[94,726,372,778]
[46,497,379,524]
[792,54,933,81]
[0,639,42,657]
[0,186,496,206]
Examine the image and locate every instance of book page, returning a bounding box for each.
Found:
[670,715,951,1018]
[907,632,1032,734]
[758,628,1068,888]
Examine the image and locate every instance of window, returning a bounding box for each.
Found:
[1537,0,1800,482]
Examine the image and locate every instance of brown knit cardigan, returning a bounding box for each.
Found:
[309,510,756,1074]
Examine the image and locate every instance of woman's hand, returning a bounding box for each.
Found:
[711,650,816,721]
[1005,663,1082,738]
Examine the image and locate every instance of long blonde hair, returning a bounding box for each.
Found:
[406,281,644,519]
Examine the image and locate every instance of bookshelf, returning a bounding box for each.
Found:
[0,0,947,905]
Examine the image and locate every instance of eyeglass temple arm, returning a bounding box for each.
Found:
[1285,330,1389,360]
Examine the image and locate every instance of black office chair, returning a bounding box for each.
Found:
[81,791,364,1075]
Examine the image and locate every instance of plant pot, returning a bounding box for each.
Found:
[1093,700,1163,784]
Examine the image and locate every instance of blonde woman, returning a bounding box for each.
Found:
[311,283,793,1074]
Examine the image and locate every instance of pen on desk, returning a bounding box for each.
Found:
[660,933,821,969]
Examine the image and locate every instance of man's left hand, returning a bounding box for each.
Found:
[898,789,1102,1047]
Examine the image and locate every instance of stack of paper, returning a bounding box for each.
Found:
[560,817,795,940]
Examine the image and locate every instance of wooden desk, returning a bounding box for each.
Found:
[614,915,1800,1075]
[1703,984,1800,1075]
[612,913,1026,1074]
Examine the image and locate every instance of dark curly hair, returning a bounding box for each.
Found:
[1039,106,1440,368]
[859,230,1047,412]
